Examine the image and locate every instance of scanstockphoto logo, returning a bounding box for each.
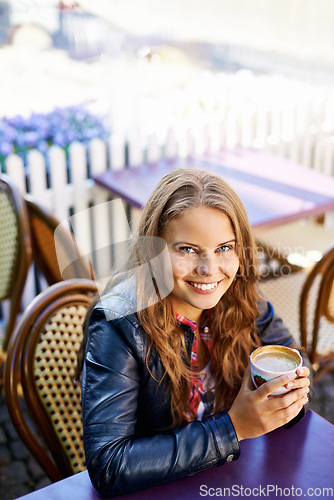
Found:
[54,199,174,315]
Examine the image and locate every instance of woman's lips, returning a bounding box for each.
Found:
[186,279,223,294]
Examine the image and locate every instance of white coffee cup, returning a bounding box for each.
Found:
[250,345,303,395]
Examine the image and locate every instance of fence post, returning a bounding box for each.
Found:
[128,132,144,167]
[69,142,92,258]
[300,126,317,168]
[5,154,26,194]
[165,127,178,160]
[109,134,126,170]
[209,114,224,153]
[107,134,130,251]
[178,127,193,158]
[192,122,208,156]
[147,132,161,164]
[28,150,51,208]
[241,106,256,149]
[49,145,69,221]
[89,138,113,279]
[225,110,241,149]
[322,136,334,177]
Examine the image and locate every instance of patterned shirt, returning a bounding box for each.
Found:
[176,313,215,421]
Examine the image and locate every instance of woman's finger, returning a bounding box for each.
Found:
[285,376,310,391]
[296,366,310,378]
[255,372,297,398]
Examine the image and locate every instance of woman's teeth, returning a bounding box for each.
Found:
[189,281,218,290]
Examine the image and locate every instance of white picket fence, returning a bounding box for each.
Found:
[2,71,334,316]
[4,137,130,308]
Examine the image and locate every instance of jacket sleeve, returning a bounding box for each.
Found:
[256,299,313,426]
[81,308,240,498]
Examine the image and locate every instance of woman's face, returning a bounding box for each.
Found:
[161,205,240,323]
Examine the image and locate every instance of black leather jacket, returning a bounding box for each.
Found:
[81,285,312,498]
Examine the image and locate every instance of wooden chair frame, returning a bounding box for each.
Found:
[0,174,32,352]
[300,246,334,381]
[4,279,98,482]
[25,196,95,286]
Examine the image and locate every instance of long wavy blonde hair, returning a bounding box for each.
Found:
[134,168,261,425]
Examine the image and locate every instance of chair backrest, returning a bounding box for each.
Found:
[0,174,32,351]
[4,279,98,482]
[300,246,334,366]
[25,196,95,286]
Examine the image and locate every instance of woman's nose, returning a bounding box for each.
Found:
[196,254,214,275]
[197,264,209,275]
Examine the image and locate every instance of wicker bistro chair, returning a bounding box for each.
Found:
[4,279,98,482]
[300,246,334,381]
[0,174,32,354]
[259,246,334,383]
[25,196,95,286]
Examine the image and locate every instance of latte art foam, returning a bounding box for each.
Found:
[254,352,298,372]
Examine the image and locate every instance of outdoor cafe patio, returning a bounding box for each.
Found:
[1,1,334,499]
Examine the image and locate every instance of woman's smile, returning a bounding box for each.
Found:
[186,279,223,293]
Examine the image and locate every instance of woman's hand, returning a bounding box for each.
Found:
[228,366,310,441]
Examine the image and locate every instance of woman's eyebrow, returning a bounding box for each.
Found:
[218,239,236,246]
[172,241,199,247]
[171,238,236,247]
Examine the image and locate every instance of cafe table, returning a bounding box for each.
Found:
[17,410,334,500]
[93,148,334,229]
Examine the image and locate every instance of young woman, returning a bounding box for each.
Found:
[80,168,311,498]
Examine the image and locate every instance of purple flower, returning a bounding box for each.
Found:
[0,142,14,156]
[36,140,49,154]
[15,134,27,149]
[25,131,39,148]
[0,104,110,167]
[54,132,67,148]
[7,115,25,128]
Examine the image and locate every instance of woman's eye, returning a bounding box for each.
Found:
[218,244,235,252]
[178,246,196,254]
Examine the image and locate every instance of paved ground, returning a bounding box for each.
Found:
[0,372,333,500]
[0,392,52,500]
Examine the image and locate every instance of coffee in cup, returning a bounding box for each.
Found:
[250,345,303,395]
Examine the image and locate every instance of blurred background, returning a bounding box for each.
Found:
[2,0,334,138]
[1,1,334,498]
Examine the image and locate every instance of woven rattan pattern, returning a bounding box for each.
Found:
[0,193,18,299]
[260,273,334,355]
[34,305,87,474]
[254,221,334,260]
